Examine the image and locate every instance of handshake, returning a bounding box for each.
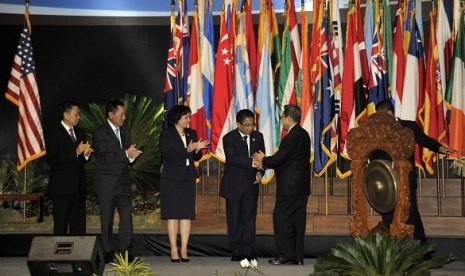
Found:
[252,150,265,169]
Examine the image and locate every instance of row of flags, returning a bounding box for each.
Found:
[162,0,464,180]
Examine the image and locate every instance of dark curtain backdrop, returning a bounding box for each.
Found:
[0,25,170,159]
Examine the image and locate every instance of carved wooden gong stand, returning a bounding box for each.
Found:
[346,112,415,238]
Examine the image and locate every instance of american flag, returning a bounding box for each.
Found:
[5,17,46,170]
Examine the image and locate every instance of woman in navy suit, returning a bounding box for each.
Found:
[160,105,209,262]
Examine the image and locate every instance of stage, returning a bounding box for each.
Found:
[2,255,465,275]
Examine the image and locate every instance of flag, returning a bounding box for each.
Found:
[391,0,406,111]
[436,0,454,129]
[164,7,178,126]
[328,0,344,160]
[210,10,235,161]
[399,0,426,171]
[382,0,394,88]
[397,0,425,122]
[277,0,301,137]
[422,7,447,174]
[255,16,276,184]
[257,0,281,145]
[367,0,389,115]
[5,14,46,170]
[201,0,215,140]
[298,4,314,161]
[175,0,190,106]
[243,0,257,95]
[313,5,337,176]
[234,11,254,112]
[187,7,208,158]
[445,10,465,158]
[364,0,374,63]
[337,0,369,179]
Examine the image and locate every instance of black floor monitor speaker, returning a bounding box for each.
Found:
[27,236,104,276]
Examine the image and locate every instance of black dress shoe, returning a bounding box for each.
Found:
[231,255,243,261]
[171,258,181,263]
[181,257,190,262]
[268,258,303,265]
[246,255,257,261]
[127,253,136,263]
[104,252,114,264]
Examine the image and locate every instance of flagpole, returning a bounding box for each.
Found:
[22,0,31,224]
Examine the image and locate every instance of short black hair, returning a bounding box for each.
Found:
[167,105,191,126]
[236,109,254,124]
[60,101,79,119]
[375,99,394,113]
[283,105,301,123]
[106,100,125,117]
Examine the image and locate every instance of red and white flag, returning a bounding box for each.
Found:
[211,10,235,161]
[5,14,46,170]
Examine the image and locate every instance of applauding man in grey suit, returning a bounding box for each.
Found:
[93,100,142,263]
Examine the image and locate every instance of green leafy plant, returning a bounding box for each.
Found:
[311,233,454,276]
[79,94,164,207]
[0,158,50,216]
[103,251,156,276]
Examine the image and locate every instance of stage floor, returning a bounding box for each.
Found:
[3,256,465,276]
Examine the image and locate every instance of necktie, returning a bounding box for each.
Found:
[115,128,122,148]
[243,136,249,157]
[69,128,77,143]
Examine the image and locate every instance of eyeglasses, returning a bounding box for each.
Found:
[240,123,255,128]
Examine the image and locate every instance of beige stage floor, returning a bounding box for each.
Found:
[3,256,465,276]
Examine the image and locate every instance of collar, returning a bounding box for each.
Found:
[288,123,297,132]
[107,119,119,131]
[61,120,73,132]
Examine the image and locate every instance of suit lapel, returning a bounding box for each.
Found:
[106,122,122,149]
[60,124,76,145]
[235,129,249,157]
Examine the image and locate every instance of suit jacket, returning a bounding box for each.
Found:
[93,121,132,196]
[220,129,265,200]
[46,123,88,194]
[262,125,311,196]
[160,127,202,181]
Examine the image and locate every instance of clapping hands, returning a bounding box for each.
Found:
[188,139,210,153]
[127,144,143,159]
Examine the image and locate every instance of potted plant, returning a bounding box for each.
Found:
[311,233,454,276]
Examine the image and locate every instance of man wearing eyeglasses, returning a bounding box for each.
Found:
[220,109,265,263]
[253,105,310,265]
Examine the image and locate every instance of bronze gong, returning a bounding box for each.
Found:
[364,159,398,214]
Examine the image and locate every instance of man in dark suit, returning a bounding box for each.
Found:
[220,109,265,262]
[375,100,456,243]
[46,101,93,236]
[93,100,142,263]
[253,105,310,265]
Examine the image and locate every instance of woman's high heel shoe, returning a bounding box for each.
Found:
[171,257,181,263]
[181,257,189,262]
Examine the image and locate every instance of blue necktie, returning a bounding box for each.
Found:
[115,128,122,148]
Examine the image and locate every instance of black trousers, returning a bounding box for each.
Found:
[51,192,86,236]
[225,190,258,257]
[273,194,308,262]
[97,184,133,253]
[382,184,426,242]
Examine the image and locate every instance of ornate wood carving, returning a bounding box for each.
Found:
[347,112,414,238]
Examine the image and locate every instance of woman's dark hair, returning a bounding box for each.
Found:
[167,105,191,126]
